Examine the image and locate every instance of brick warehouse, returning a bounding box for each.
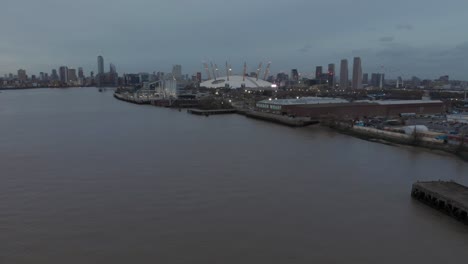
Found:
[256,98,446,119]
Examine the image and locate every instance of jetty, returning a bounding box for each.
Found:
[187,109,236,116]
[113,92,151,104]
[240,110,318,127]
[412,181,468,224]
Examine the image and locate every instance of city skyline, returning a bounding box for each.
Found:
[1,0,468,79]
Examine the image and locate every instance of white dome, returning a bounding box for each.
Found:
[200,75,274,89]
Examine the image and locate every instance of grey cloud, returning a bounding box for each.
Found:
[379,36,394,42]
[455,42,468,51]
[1,0,468,80]
[376,43,420,57]
[396,24,413,30]
[351,41,468,79]
[298,44,312,53]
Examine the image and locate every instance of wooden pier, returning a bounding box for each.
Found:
[412,181,468,224]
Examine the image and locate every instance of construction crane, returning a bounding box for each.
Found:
[214,64,219,79]
[243,62,247,81]
[211,62,216,81]
[263,62,271,80]
[256,62,263,81]
[225,61,230,81]
[203,62,211,80]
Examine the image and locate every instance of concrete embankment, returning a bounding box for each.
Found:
[187,109,237,116]
[239,110,318,127]
[331,122,468,161]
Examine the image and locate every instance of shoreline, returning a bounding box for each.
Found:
[329,123,468,162]
[112,92,468,162]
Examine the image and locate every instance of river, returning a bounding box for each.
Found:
[1,88,468,263]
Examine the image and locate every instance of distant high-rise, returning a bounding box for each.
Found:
[411,76,421,86]
[315,66,323,79]
[196,72,202,83]
[291,69,299,82]
[68,68,78,82]
[17,69,27,81]
[110,64,116,73]
[51,69,59,80]
[78,67,84,79]
[370,73,380,87]
[362,73,368,84]
[172,65,182,80]
[97,56,104,87]
[352,57,362,89]
[109,63,118,86]
[59,66,69,84]
[397,76,403,88]
[327,64,335,87]
[97,56,104,75]
[370,73,385,88]
[439,75,449,82]
[339,59,348,89]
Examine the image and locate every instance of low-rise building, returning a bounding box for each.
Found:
[256,97,445,118]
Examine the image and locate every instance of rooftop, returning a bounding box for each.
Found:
[259,98,444,106]
[200,75,274,89]
[372,100,443,105]
[258,97,349,106]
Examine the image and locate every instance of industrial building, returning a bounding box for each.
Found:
[256,97,445,118]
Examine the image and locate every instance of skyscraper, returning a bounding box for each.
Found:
[97,56,104,87]
[362,73,368,85]
[59,66,69,84]
[315,66,323,79]
[339,59,348,89]
[327,64,335,88]
[370,73,380,87]
[352,57,362,89]
[17,69,27,81]
[291,69,299,82]
[109,63,118,86]
[68,68,78,82]
[51,69,59,80]
[172,65,182,80]
[78,67,84,79]
[97,56,104,76]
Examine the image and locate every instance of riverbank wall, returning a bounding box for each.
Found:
[329,121,468,161]
[187,109,237,116]
[238,110,319,127]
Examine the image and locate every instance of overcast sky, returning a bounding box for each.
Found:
[2,0,468,79]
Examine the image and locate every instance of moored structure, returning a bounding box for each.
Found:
[412,181,468,225]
